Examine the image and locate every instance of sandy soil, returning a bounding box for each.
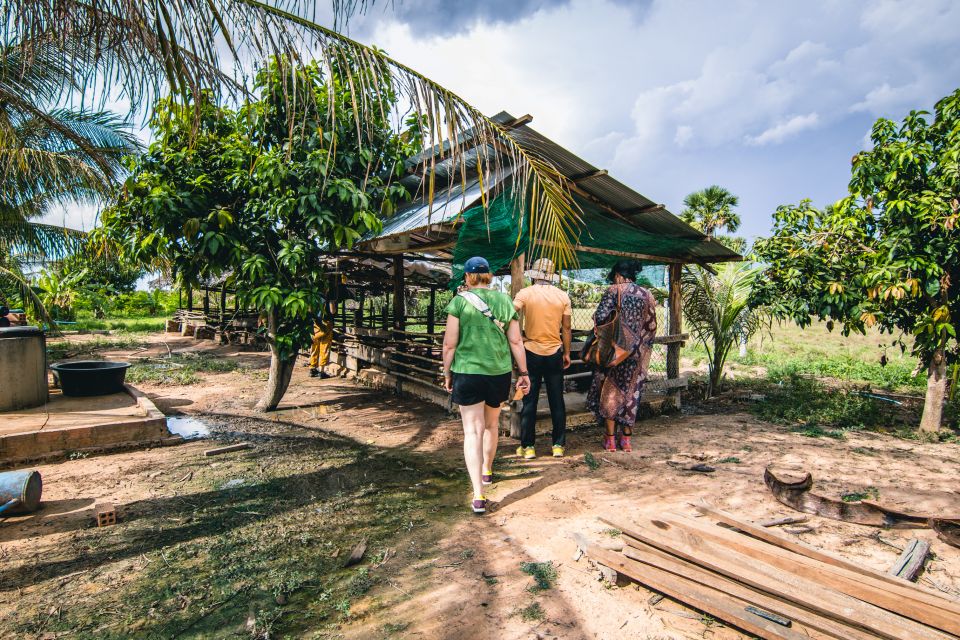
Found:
[3,332,959,639]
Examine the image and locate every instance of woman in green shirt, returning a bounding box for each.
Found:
[442,256,530,513]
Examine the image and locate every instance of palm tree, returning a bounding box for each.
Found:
[0,39,141,320]
[4,1,583,267]
[681,185,741,237]
[682,262,766,396]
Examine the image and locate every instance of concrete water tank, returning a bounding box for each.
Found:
[0,326,48,411]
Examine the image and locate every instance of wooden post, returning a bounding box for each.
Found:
[355,291,365,327]
[508,253,526,438]
[220,285,227,322]
[178,288,182,309]
[187,286,194,311]
[427,287,437,335]
[667,263,683,409]
[392,255,405,332]
[392,256,406,395]
[203,288,210,316]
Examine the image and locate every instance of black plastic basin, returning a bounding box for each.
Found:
[50,360,131,397]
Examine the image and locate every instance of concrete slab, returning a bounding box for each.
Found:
[0,385,178,467]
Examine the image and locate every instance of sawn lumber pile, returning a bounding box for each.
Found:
[586,503,960,640]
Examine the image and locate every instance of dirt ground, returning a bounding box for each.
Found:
[2,333,959,639]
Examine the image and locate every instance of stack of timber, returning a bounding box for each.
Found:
[583,503,960,640]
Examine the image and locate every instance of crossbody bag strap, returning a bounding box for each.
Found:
[458,291,505,333]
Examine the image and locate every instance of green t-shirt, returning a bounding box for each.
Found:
[445,288,518,375]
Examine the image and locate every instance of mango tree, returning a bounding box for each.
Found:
[101,56,418,410]
[753,89,960,432]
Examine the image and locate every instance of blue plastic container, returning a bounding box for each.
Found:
[0,470,42,515]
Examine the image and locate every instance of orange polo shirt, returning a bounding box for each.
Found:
[513,284,572,356]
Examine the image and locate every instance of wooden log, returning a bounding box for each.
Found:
[584,544,816,640]
[621,542,878,640]
[203,442,253,457]
[606,517,952,640]
[662,513,960,634]
[696,502,960,603]
[888,539,930,582]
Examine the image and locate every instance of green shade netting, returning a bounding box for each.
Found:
[450,194,700,289]
[450,195,527,289]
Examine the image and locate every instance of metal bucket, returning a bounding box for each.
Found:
[0,470,42,515]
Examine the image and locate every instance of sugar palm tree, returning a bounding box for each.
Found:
[5,1,583,266]
[0,38,141,320]
[682,262,766,396]
[681,185,741,237]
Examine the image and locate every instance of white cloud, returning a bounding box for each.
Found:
[674,125,693,146]
[850,82,921,114]
[746,113,820,146]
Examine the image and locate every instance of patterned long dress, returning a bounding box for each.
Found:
[586,283,658,427]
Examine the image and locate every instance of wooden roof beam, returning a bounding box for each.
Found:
[569,169,608,183]
[623,203,665,216]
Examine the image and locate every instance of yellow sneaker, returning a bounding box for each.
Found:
[552,445,565,458]
[516,446,525,457]
[522,446,536,460]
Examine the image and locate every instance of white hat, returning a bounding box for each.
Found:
[524,257,559,283]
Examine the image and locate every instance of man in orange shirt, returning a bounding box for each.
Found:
[512,258,572,458]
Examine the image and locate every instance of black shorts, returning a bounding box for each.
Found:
[451,372,512,407]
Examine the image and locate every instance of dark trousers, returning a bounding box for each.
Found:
[519,348,566,447]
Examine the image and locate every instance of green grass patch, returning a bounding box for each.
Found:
[520,562,557,593]
[789,425,847,439]
[71,316,168,333]
[583,452,600,471]
[841,486,880,502]
[5,418,464,639]
[517,602,546,622]
[716,456,741,464]
[47,336,146,361]
[750,374,909,434]
[126,354,239,386]
[602,528,622,537]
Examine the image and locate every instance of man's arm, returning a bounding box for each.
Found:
[442,314,459,392]
[506,319,530,394]
[561,315,572,369]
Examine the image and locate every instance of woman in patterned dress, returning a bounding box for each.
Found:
[586,260,658,452]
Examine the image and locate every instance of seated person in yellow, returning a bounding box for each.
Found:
[309,295,337,379]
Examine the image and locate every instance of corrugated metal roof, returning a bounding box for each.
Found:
[362,111,740,264]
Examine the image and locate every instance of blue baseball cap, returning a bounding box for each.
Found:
[463,256,490,274]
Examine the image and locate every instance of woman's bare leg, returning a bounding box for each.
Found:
[482,404,501,474]
[605,418,617,437]
[459,402,486,498]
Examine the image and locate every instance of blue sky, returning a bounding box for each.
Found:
[44,0,960,242]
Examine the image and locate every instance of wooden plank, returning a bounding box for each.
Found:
[584,544,819,640]
[696,502,960,603]
[621,542,877,640]
[203,442,253,457]
[604,517,952,640]
[663,514,960,635]
[888,539,930,582]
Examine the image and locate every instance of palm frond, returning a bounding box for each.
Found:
[0,218,86,259]
[4,1,584,267]
[0,262,57,328]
